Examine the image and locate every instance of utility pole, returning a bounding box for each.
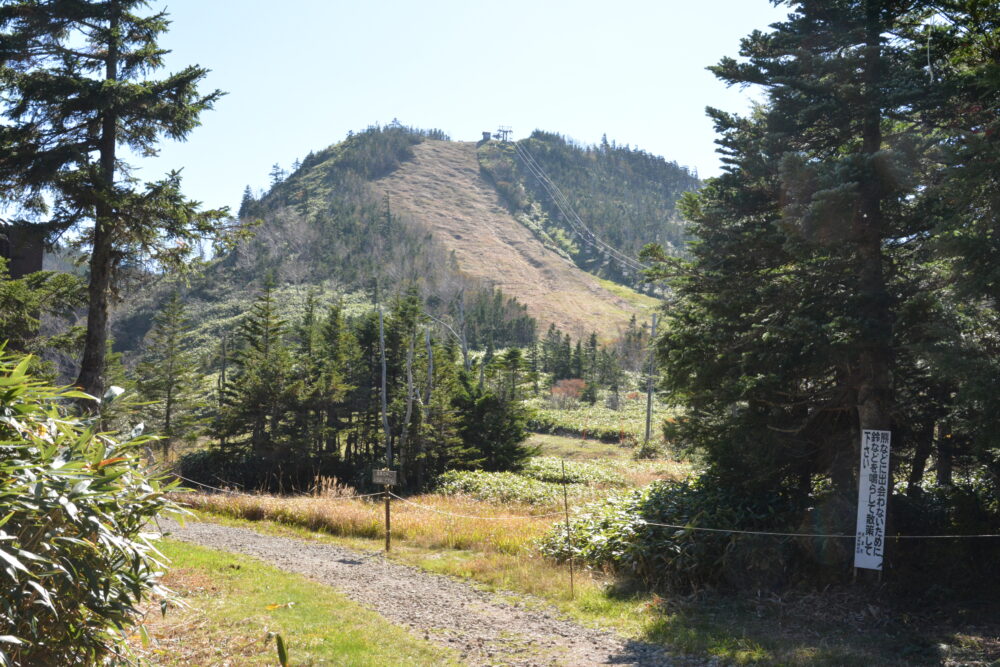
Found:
[218,333,228,449]
[644,313,659,448]
[379,306,391,466]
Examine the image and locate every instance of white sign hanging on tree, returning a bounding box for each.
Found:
[854,429,891,570]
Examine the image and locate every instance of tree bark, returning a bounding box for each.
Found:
[379,307,391,466]
[397,333,416,486]
[936,421,954,486]
[854,1,894,438]
[907,422,934,496]
[76,4,119,400]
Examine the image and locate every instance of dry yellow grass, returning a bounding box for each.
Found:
[375,140,642,339]
[180,491,560,555]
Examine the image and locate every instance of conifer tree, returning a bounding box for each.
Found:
[0,1,227,398]
[217,282,291,456]
[238,186,256,219]
[135,292,204,457]
[645,0,971,498]
[0,256,85,361]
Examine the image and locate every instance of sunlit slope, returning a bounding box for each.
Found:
[375,140,646,339]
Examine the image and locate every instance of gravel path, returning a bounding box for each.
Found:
[164,518,701,666]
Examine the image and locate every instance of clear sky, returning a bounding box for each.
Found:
[141,1,790,213]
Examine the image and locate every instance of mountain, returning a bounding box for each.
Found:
[114,124,693,355]
[373,139,651,339]
[479,131,699,284]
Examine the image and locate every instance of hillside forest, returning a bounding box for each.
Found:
[1,0,1000,665]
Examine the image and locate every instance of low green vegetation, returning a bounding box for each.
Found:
[435,457,627,506]
[130,539,458,666]
[539,477,802,593]
[526,433,632,460]
[595,277,662,313]
[0,354,181,666]
[436,469,589,505]
[521,456,629,486]
[526,392,672,444]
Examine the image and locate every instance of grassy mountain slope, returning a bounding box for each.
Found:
[479,132,699,285]
[374,140,642,339]
[114,125,691,355]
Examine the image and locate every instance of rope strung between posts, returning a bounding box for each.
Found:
[170,473,385,502]
[387,492,567,520]
[172,475,1000,539]
[636,519,1000,540]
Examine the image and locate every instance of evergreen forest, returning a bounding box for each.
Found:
[1,1,1000,665]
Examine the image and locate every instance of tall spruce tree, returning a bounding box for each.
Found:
[916,2,1000,485]
[217,282,291,456]
[645,0,974,499]
[135,291,204,457]
[0,1,226,398]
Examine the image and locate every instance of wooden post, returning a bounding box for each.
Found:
[562,459,574,599]
[384,486,391,552]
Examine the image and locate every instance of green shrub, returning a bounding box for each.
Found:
[521,457,628,487]
[542,473,1000,596]
[0,353,181,665]
[539,475,800,592]
[435,469,573,505]
[435,457,629,505]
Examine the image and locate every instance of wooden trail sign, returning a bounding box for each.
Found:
[373,469,397,486]
[373,469,397,552]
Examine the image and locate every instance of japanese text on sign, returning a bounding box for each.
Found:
[855,429,891,570]
[373,469,397,486]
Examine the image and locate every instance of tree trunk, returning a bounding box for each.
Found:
[397,333,416,486]
[163,382,173,459]
[77,226,113,399]
[907,422,934,496]
[854,1,894,439]
[76,5,119,400]
[379,307,391,466]
[936,421,954,486]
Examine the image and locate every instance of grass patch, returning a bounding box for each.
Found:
[526,393,674,443]
[181,491,558,555]
[528,433,631,460]
[595,277,662,312]
[178,492,1000,666]
[127,539,458,666]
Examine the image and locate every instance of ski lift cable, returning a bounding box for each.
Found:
[512,142,647,270]
[513,143,648,272]
[515,155,645,275]
[510,142,648,272]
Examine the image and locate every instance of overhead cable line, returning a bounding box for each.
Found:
[513,141,646,272]
[510,140,649,274]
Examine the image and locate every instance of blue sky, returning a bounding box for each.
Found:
[141,1,789,213]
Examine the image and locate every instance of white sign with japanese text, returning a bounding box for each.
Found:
[855,429,891,570]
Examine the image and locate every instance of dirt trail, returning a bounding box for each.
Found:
[164,518,701,667]
[376,140,638,339]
